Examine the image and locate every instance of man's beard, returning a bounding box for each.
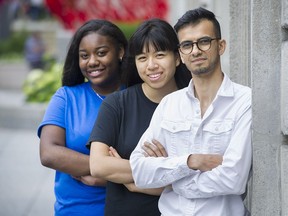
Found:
[190,59,217,76]
[191,66,210,76]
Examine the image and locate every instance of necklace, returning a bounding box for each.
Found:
[91,87,105,101]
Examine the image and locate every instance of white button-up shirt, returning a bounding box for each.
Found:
[130,73,252,216]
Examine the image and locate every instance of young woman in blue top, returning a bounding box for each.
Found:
[87,18,192,216]
[37,19,127,216]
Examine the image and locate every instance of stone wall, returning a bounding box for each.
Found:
[230,0,288,215]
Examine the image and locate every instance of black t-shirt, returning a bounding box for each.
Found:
[87,84,160,216]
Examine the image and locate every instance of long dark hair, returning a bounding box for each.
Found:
[122,18,191,88]
[62,19,128,86]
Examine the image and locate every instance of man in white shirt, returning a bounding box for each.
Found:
[130,7,252,216]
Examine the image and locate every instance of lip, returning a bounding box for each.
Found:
[87,68,105,77]
[148,72,162,81]
[191,57,206,64]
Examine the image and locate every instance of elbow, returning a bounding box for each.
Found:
[40,150,54,168]
[90,167,101,178]
[89,159,105,178]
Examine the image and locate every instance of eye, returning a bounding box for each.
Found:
[136,54,147,62]
[97,49,108,57]
[79,53,89,59]
[198,38,211,46]
[181,42,193,50]
[156,51,165,58]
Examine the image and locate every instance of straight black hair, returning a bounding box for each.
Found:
[122,18,191,88]
[62,19,128,86]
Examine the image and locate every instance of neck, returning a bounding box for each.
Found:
[193,71,224,117]
[142,79,178,103]
[91,80,121,96]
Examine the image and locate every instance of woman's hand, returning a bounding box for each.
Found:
[108,146,121,158]
[142,139,168,157]
[72,175,106,186]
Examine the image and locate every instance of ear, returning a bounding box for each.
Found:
[119,46,125,61]
[178,50,185,64]
[175,52,181,67]
[218,39,226,56]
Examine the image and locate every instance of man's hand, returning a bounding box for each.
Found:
[142,139,168,157]
[187,154,223,171]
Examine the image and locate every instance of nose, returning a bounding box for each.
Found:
[88,55,99,67]
[147,57,158,70]
[191,43,201,55]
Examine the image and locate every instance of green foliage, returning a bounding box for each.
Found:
[23,63,62,103]
[116,22,139,39]
[0,31,29,59]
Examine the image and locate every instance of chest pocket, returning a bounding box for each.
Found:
[161,121,191,133]
[160,120,192,156]
[202,120,234,154]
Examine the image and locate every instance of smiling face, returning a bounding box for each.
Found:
[79,32,124,91]
[135,43,180,91]
[177,19,225,77]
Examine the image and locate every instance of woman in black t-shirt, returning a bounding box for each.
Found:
[87,18,191,216]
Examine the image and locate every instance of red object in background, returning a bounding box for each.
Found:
[45,0,168,30]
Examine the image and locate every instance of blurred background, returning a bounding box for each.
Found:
[0,0,229,104]
[0,0,229,215]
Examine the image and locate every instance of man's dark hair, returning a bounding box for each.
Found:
[174,7,221,39]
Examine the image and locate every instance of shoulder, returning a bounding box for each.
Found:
[61,82,89,95]
[153,88,188,113]
[50,83,89,103]
[232,82,251,103]
[104,84,142,102]
[162,87,188,103]
[223,74,251,100]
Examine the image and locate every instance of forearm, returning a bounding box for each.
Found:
[90,156,133,184]
[130,148,193,188]
[40,144,90,176]
[173,143,251,198]
[125,183,164,196]
[90,143,133,184]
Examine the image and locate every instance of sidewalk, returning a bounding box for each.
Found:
[0,127,54,216]
[0,61,54,215]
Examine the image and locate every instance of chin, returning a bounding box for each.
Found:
[191,68,209,76]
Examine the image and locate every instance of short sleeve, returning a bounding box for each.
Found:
[86,92,121,149]
[37,87,67,137]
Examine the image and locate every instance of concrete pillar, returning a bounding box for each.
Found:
[230,0,251,86]
[250,0,282,215]
[281,1,288,216]
[230,0,288,215]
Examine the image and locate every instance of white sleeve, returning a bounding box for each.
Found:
[130,99,195,188]
[172,104,252,198]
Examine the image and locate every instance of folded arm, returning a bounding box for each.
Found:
[40,125,105,186]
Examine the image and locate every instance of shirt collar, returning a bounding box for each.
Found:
[186,72,234,99]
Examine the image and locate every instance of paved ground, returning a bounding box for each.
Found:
[0,61,55,216]
[0,127,55,216]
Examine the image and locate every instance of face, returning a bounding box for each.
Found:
[135,43,180,90]
[79,32,124,88]
[177,19,225,77]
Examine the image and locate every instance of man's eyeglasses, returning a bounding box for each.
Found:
[178,37,220,55]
